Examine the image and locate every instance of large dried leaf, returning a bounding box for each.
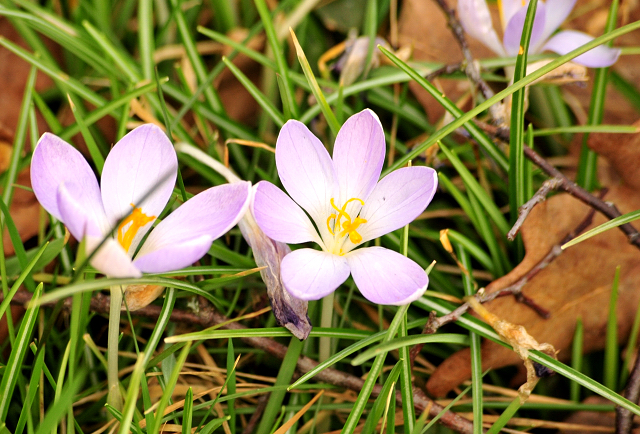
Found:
[427,180,640,396]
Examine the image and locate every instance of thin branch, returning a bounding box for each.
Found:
[508,177,563,240]
[617,356,640,434]
[425,204,597,333]
[8,291,475,434]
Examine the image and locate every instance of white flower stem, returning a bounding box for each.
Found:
[319,291,334,362]
[107,285,123,412]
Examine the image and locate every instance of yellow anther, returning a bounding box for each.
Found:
[118,204,155,252]
[327,197,367,246]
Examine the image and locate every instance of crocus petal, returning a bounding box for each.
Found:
[333,109,385,217]
[253,181,324,246]
[500,0,523,29]
[503,1,547,56]
[101,124,178,252]
[31,133,101,223]
[86,236,142,278]
[275,120,338,242]
[280,248,350,301]
[542,30,621,67]
[57,182,109,241]
[458,0,506,56]
[134,181,251,272]
[354,167,438,246]
[345,247,428,305]
[537,0,577,46]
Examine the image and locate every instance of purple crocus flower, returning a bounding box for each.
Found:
[458,0,620,67]
[252,109,437,305]
[31,124,251,277]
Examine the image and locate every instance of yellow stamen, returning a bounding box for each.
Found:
[117,204,155,252]
[326,197,367,248]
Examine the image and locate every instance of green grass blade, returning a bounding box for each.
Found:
[571,317,584,402]
[576,0,619,190]
[0,283,43,420]
[342,304,410,431]
[33,369,86,434]
[361,361,402,434]
[118,354,146,434]
[508,0,537,227]
[254,0,298,118]
[255,337,303,434]
[562,208,640,249]
[290,29,340,134]
[457,243,483,433]
[221,56,286,126]
[150,342,191,434]
[351,334,469,365]
[439,142,510,235]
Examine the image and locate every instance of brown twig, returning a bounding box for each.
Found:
[508,177,563,240]
[8,291,475,434]
[424,204,597,334]
[617,357,640,434]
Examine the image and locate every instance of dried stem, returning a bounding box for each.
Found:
[617,357,640,434]
[8,291,475,434]
[507,177,563,240]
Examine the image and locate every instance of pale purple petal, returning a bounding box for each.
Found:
[85,236,142,278]
[280,249,350,301]
[542,30,621,67]
[333,109,385,217]
[537,0,577,47]
[101,124,178,252]
[503,1,547,56]
[458,0,506,56]
[133,234,214,273]
[133,181,251,272]
[253,181,323,246]
[499,0,523,29]
[354,167,437,245]
[275,120,338,243]
[31,133,101,223]
[56,182,109,241]
[345,247,428,305]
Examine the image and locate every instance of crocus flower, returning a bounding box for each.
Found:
[31,124,251,278]
[458,0,620,67]
[252,109,437,305]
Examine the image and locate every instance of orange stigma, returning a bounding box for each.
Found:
[117,204,155,252]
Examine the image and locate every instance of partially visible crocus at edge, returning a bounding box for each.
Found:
[458,0,621,67]
[31,124,251,285]
[252,109,438,305]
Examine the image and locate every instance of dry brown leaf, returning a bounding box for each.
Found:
[426,130,640,395]
[397,0,499,123]
[0,18,63,256]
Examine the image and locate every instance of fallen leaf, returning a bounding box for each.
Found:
[397,0,500,123]
[427,171,640,397]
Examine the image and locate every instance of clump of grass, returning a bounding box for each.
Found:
[1,0,640,433]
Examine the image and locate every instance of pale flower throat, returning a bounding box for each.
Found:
[117,204,155,252]
[326,197,367,255]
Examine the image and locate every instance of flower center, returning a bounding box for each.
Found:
[117,204,155,252]
[326,197,367,247]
